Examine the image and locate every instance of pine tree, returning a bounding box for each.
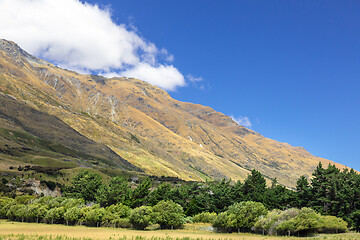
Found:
[242,169,266,203]
[296,176,311,208]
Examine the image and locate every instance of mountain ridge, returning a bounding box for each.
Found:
[0,39,350,187]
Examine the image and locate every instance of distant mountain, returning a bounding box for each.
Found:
[0,39,349,188]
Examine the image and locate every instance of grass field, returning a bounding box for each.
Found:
[0,221,360,240]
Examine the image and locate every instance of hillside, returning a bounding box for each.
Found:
[0,39,349,188]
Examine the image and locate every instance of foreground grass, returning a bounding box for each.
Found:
[0,221,359,240]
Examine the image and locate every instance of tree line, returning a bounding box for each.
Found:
[1,162,360,235]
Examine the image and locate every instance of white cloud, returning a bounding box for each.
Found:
[121,63,185,91]
[0,0,185,91]
[187,74,203,82]
[231,115,252,128]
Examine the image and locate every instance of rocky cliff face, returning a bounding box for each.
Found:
[0,39,349,187]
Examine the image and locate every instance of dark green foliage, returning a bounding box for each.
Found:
[242,169,267,202]
[311,163,340,215]
[147,183,173,206]
[350,210,360,232]
[130,177,151,208]
[96,177,131,207]
[265,179,296,209]
[296,176,312,208]
[65,170,102,202]
[208,178,233,213]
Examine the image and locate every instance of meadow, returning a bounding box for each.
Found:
[0,221,360,240]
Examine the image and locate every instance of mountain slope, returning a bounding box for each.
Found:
[0,92,140,171]
[0,39,349,187]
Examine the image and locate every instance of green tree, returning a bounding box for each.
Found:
[0,197,14,218]
[84,205,106,227]
[147,183,173,206]
[242,170,266,203]
[44,207,66,224]
[296,176,312,208]
[25,204,41,222]
[65,170,103,202]
[152,200,185,229]
[96,177,131,207]
[209,179,234,213]
[36,205,49,223]
[311,163,340,215]
[350,210,360,232]
[129,206,152,230]
[265,181,296,210]
[130,177,151,208]
[64,206,83,225]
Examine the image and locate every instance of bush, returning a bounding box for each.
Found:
[213,201,267,232]
[106,203,131,218]
[275,207,322,236]
[254,208,299,235]
[192,212,217,223]
[129,206,152,230]
[319,215,348,233]
[152,200,185,229]
[111,217,132,228]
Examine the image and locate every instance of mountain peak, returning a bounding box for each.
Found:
[0,38,46,65]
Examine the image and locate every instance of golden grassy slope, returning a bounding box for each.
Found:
[0,39,350,187]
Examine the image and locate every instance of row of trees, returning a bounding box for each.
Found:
[2,163,360,232]
[63,169,295,215]
[213,201,347,236]
[0,194,348,236]
[62,164,360,230]
[0,195,185,230]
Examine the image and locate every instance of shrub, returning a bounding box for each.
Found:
[213,201,267,232]
[319,215,348,233]
[152,200,185,229]
[106,203,131,218]
[111,217,132,228]
[129,206,153,230]
[192,212,217,223]
[254,208,299,235]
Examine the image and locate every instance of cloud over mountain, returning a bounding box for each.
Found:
[231,115,252,128]
[0,0,185,90]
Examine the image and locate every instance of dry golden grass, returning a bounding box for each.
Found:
[1,221,360,240]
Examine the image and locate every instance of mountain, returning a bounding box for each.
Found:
[0,39,349,188]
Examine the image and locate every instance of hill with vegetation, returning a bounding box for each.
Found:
[0,39,350,188]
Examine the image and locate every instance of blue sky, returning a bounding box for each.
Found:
[0,0,359,170]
